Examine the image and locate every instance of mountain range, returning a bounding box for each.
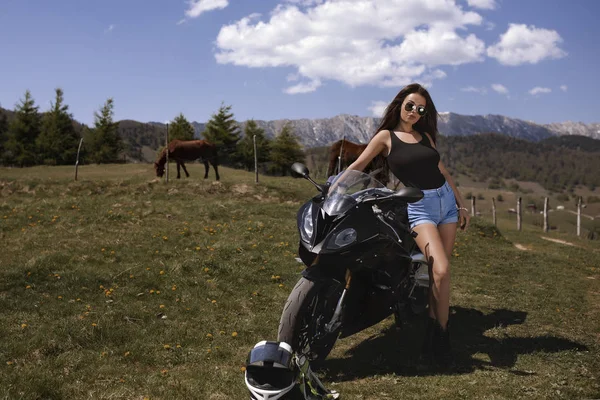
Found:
[149,112,600,148]
[2,105,599,159]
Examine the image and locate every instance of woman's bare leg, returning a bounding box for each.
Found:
[438,222,458,260]
[412,223,451,328]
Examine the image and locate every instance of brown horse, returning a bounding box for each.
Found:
[326,139,389,185]
[154,140,220,180]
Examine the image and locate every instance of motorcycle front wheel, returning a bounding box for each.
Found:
[277,277,342,364]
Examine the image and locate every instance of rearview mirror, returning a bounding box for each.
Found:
[393,187,424,203]
[291,163,310,178]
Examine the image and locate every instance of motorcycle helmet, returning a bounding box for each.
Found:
[245,341,297,400]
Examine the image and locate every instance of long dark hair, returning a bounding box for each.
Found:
[374,83,439,144]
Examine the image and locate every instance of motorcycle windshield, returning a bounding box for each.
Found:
[323,170,388,216]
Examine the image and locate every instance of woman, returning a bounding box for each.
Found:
[339,83,469,366]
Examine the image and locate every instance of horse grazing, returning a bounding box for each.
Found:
[154,140,220,180]
[326,139,388,186]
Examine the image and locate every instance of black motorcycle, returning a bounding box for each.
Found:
[277,163,430,363]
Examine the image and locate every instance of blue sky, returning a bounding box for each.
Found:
[1,0,599,126]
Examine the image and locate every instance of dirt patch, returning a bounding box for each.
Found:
[514,243,530,251]
[540,236,577,247]
[231,184,253,195]
[206,181,227,194]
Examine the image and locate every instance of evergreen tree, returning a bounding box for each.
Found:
[0,107,8,165]
[235,120,271,171]
[202,103,240,165]
[269,123,305,176]
[7,90,41,166]
[85,98,122,164]
[168,113,195,142]
[36,88,80,165]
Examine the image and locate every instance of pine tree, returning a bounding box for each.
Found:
[0,107,8,165]
[36,88,80,165]
[7,90,41,166]
[85,98,122,164]
[269,123,305,176]
[202,103,241,165]
[168,113,195,142]
[235,120,271,171]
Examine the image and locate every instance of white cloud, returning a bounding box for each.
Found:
[368,101,388,118]
[560,85,568,92]
[487,23,567,66]
[461,86,487,94]
[284,79,322,94]
[104,24,115,34]
[484,21,496,31]
[184,0,228,19]
[215,0,486,93]
[529,86,551,96]
[491,83,508,95]
[466,0,497,10]
[284,0,325,6]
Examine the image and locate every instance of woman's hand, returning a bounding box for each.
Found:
[458,208,470,231]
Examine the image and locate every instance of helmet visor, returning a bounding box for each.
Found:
[247,341,294,369]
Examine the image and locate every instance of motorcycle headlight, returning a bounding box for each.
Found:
[328,228,357,249]
[300,205,313,243]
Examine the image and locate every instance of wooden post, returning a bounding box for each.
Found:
[253,134,258,184]
[517,197,522,231]
[492,197,497,226]
[577,196,582,237]
[165,123,169,184]
[471,196,476,217]
[337,136,345,174]
[74,138,83,181]
[543,197,549,232]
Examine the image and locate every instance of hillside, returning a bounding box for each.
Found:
[540,134,600,152]
[305,133,600,192]
[0,164,598,399]
[3,106,600,192]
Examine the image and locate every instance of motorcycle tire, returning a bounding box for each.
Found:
[277,277,341,364]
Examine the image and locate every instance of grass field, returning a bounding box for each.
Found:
[1,163,599,400]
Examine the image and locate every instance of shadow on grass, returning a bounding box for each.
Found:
[322,306,588,379]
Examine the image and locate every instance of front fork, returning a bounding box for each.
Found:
[324,268,352,333]
[323,251,429,333]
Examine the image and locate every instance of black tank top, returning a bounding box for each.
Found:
[386,130,446,190]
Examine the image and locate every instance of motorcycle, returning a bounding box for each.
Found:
[277,163,430,364]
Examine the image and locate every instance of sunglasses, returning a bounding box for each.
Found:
[404,101,427,117]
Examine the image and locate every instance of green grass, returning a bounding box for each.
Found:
[1,163,599,399]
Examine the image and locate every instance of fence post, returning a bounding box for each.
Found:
[471,196,476,217]
[517,197,522,231]
[543,197,549,232]
[577,196,582,237]
[74,138,83,181]
[253,135,258,184]
[165,123,169,184]
[492,197,497,226]
[337,136,345,175]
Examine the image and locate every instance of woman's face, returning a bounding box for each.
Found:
[400,92,427,124]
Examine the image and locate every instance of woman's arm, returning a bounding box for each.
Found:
[347,130,390,172]
[329,130,390,191]
[438,162,465,207]
[424,133,470,230]
[439,160,470,230]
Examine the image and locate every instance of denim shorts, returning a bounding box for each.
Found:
[407,181,459,229]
